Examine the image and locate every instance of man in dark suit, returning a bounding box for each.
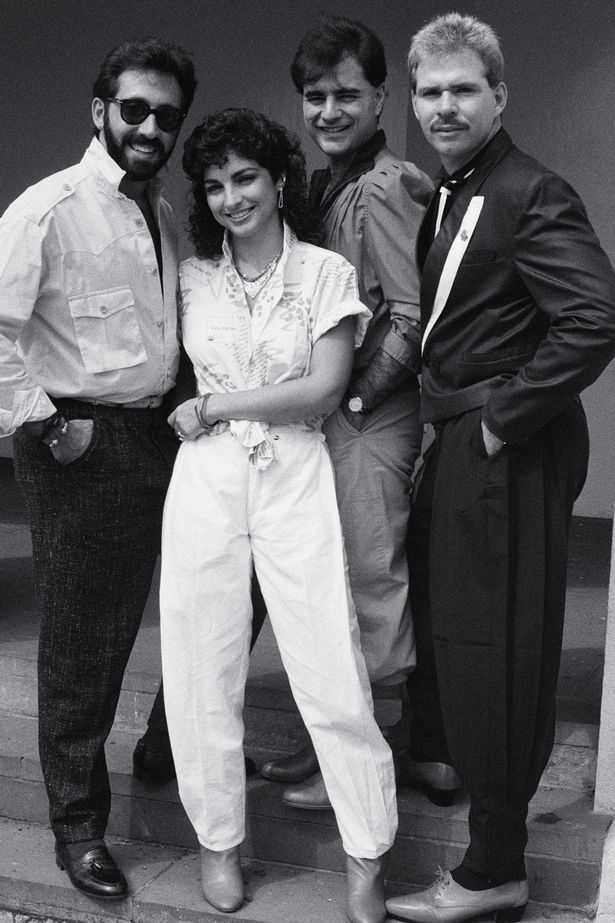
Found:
[386,13,615,923]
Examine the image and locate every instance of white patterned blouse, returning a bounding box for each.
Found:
[178,222,371,467]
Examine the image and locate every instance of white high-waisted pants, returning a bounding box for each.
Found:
[160,427,397,858]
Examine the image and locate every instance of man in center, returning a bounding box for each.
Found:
[261,14,458,808]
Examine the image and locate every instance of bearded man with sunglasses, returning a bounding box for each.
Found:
[0,38,195,898]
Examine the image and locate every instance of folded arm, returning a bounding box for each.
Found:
[345,168,430,423]
[168,316,356,438]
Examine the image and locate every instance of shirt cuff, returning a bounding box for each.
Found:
[0,387,57,436]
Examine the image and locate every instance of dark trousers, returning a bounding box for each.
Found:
[143,578,268,750]
[412,401,588,881]
[405,439,452,764]
[13,399,177,844]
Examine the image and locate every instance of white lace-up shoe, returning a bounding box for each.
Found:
[385,870,529,922]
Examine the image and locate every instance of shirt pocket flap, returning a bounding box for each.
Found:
[68,286,147,374]
[69,287,135,319]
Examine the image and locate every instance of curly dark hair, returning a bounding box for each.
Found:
[183,108,319,259]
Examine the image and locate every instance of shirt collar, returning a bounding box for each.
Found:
[81,136,164,200]
[310,129,387,211]
[438,127,505,188]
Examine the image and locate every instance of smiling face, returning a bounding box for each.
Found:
[302,55,385,169]
[412,48,507,174]
[203,153,284,243]
[92,68,183,182]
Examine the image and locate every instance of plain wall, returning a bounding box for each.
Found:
[1,0,613,514]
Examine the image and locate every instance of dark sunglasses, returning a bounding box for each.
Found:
[105,97,185,133]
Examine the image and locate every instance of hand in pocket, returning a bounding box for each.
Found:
[51,419,94,465]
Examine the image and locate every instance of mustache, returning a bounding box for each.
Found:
[431,120,465,131]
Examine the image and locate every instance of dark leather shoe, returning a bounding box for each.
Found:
[396,751,461,806]
[133,738,256,783]
[385,871,529,922]
[133,737,176,784]
[200,845,245,912]
[55,842,127,899]
[346,853,388,923]
[282,771,332,810]
[260,742,319,783]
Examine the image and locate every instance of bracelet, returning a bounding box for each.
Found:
[195,393,212,429]
[195,393,221,434]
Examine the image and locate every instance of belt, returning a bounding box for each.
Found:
[87,395,163,409]
[51,395,163,410]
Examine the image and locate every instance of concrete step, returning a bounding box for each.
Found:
[0,710,609,913]
[0,475,611,918]
[0,816,596,923]
[0,614,605,740]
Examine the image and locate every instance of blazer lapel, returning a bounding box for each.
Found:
[422,195,485,352]
[420,130,514,341]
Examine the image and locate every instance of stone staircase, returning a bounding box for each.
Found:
[0,458,611,922]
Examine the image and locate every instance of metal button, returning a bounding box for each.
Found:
[63,183,71,192]
[100,305,108,315]
[136,218,144,227]
[152,268,158,275]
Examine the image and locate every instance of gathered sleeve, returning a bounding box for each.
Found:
[310,255,371,349]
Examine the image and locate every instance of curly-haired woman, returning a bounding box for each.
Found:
[159,108,396,923]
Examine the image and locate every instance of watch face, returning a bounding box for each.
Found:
[348,396,363,413]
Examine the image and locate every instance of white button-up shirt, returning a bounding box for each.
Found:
[179,224,370,467]
[0,137,180,434]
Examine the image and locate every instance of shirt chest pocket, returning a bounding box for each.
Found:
[205,315,238,346]
[68,286,147,374]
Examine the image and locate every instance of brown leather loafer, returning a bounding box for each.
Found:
[55,842,127,899]
[282,771,332,810]
[396,751,461,806]
[260,742,319,783]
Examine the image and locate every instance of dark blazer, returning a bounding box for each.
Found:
[418,129,615,444]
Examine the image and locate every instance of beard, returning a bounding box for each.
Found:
[102,113,174,181]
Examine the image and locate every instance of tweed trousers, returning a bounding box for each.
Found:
[13,399,177,843]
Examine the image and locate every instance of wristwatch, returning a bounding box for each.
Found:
[348,396,364,413]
